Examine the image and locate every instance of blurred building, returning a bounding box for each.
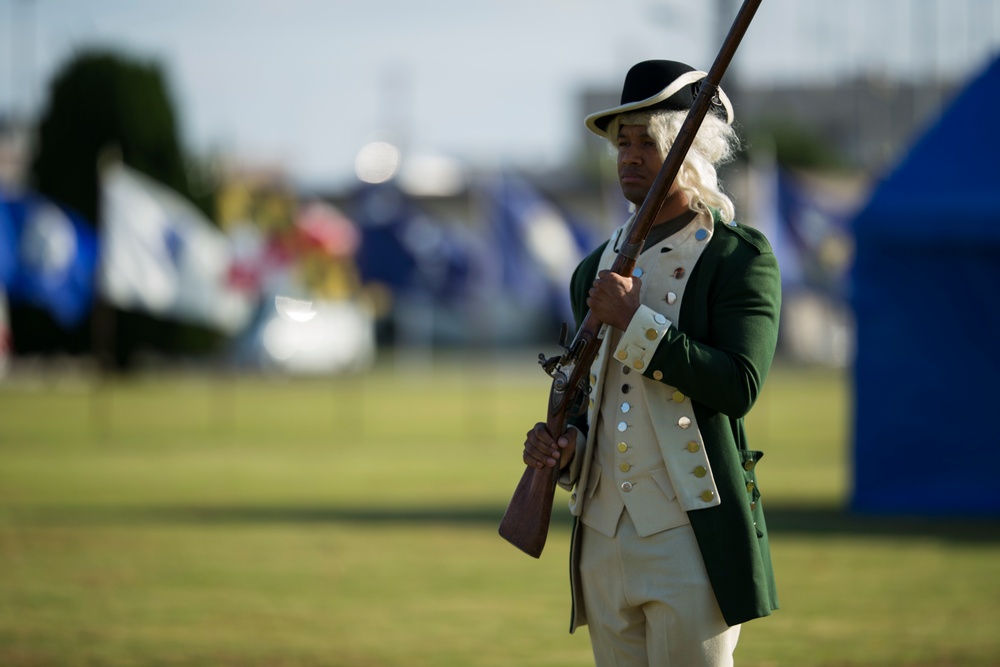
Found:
[579,75,960,174]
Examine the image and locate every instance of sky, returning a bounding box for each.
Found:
[2,0,998,190]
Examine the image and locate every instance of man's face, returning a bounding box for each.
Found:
[616,124,664,206]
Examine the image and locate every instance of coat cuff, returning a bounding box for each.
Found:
[612,304,672,372]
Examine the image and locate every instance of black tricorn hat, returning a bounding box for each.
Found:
[584,60,733,137]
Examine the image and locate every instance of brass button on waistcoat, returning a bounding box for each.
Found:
[687,441,700,453]
[672,391,685,403]
[652,370,663,381]
[617,442,628,453]
[700,490,715,502]
[619,462,631,473]
[616,350,628,361]
[693,466,707,478]
[744,459,755,471]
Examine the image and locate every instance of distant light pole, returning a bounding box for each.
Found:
[12,0,37,121]
[716,0,742,100]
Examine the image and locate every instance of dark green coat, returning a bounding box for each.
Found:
[568,217,781,627]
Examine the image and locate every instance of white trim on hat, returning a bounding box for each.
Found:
[584,70,734,137]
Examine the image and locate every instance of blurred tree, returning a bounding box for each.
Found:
[31,49,203,221]
[741,118,846,170]
[20,49,220,369]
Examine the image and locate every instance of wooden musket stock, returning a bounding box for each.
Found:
[498,0,764,558]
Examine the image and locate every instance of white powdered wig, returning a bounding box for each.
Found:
[606,110,740,224]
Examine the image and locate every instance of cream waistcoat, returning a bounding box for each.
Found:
[581,323,692,537]
[567,212,722,533]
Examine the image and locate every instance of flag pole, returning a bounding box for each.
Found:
[89,146,124,438]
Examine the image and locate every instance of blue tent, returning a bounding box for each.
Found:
[850,55,1000,516]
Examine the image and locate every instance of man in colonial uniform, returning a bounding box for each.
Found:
[522,60,781,666]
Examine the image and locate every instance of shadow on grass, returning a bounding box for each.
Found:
[764,504,1000,543]
[14,503,1000,544]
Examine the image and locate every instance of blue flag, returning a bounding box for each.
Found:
[0,193,99,329]
[0,194,17,289]
[484,171,599,325]
[774,168,856,298]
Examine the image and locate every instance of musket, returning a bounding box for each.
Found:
[497,0,764,558]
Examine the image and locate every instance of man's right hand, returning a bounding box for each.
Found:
[523,423,577,470]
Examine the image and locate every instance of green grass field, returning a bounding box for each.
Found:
[1,354,998,666]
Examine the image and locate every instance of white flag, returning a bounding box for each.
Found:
[98,163,254,334]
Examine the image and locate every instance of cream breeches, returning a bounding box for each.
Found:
[579,510,741,667]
